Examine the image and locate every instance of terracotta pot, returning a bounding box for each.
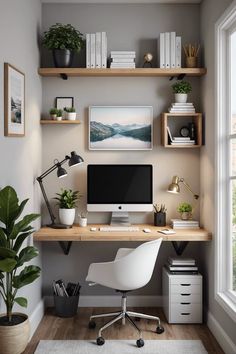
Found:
[0,313,30,354]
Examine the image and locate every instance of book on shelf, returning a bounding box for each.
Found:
[168,257,196,266]
[95,32,102,68]
[168,102,196,113]
[111,58,135,63]
[170,32,176,68]
[167,126,195,145]
[159,33,165,68]
[86,32,107,69]
[110,63,136,68]
[169,109,196,113]
[171,142,195,145]
[176,36,181,68]
[86,33,91,68]
[111,51,135,56]
[101,32,107,68]
[90,33,96,68]
[110,51,136,68]
[159,32,181,68]
[164,32,170,68]
[165,264,198,274]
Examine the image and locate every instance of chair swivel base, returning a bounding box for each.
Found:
[88,293,164,347]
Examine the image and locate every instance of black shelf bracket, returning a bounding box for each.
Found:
[60,73,68,80]
[171,241,189,255]
[58,241,73,255]
[169,73,186,81]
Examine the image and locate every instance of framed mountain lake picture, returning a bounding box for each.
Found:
[89,106,153,150]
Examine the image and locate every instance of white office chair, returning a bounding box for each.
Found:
[86,238,164,347]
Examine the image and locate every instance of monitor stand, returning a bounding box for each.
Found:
[110,212,131,226]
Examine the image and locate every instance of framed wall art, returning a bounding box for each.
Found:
[89,106,153,150]
[4,63,25,137]
[55,97,74,110]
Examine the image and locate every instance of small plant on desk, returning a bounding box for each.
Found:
[153,203,167,226]
[177,202,192,220]
[54,189,82,226]
[78,211,88,227]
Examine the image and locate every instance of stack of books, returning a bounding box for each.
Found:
[165,257,198,274]
[110,51,136,69]
[159,32,181,69]
[167,126,195,146]
[86,32,107,69]
[171,219,200,229]
[53,279,81,297]
[168,103,196,113]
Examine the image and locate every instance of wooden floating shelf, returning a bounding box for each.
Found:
[40,120,81,124]
[38,67,207,78]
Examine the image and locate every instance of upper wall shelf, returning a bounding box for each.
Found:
[38,67,207,80]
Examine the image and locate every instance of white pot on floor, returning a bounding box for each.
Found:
[59,208,75,226]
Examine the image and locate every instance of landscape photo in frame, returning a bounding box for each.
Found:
[89,106,153,150]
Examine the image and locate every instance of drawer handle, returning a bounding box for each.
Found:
[181,284,191,286]
[181,313,190,316]
[181,293,191,296]
[181,302,191,305]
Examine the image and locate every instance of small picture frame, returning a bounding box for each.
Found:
[55,97,74,110]
[4,63,25,137]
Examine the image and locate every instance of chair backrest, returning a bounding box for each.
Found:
[112,238,162,291]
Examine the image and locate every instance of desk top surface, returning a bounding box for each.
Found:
[33,224,212,242]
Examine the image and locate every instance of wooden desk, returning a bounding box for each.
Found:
[33,224,212,255]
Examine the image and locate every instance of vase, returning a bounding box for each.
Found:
[52,49,74,68]
[175,93,188,103]
[59,208,75,226]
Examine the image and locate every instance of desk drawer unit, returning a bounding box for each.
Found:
[162,267,202,324]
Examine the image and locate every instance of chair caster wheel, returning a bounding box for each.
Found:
[97,337,105,346]
[88,320,96,329]
[136,338,144,348]
[156,325,164,334]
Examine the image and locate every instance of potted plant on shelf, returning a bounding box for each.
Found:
[153,203,167,226]
[42,23,85,68]
[56,109,63,121]
[177,202,192,220]
[49,108,58,120]
[64,107,76,121]
[54,189,81,226]
[172,80,192,103]
[0,186,41,354]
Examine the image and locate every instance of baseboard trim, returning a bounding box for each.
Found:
[28,299,45,339]
[207,311,236,354]
[45,295,162,308]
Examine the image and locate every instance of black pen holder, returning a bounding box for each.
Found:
[154,212,166,227]
[54,295,79,317]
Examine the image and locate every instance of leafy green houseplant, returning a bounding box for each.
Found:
[0,186,40,354]
[49,108,58,120]
[42,23,85,68]
[172,80,192,104]
[54,189,81,226]
[177,202,192,220]
[64,107,76,120]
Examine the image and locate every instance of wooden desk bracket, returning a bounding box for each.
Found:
[59,241,72,255]
[171,241,189,255]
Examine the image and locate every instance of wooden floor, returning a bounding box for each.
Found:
[24,307,224,354]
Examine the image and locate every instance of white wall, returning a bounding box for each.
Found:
[0,0,43,334]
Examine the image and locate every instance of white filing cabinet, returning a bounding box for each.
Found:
[162,267,202,324]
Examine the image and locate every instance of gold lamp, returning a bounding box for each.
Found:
[167,176,199,200]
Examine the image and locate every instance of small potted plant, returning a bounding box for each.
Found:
[56,109,63,121]
[153,203,167,226]
[172,80,192,103]
[54,188,81,226]
[78,211,88,227]
[64,107,76,121]
[49,108,58,120]
[0,186,41,354]
[42,23,85,68]
[177,202,192,220]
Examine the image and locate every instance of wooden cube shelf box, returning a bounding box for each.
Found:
[161,112,202,148]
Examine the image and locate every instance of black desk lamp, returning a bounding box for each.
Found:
[37,151,84,229]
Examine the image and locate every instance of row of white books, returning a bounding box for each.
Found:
[167,126,195,146]
[171,219,200,229]
[110,51,136,69]
[86,32,107,68]
[159,32,181,69]
[168,102,196,113]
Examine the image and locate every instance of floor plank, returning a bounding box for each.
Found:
[23,307,224,354]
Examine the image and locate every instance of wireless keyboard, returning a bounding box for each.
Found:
[99,226,140,232]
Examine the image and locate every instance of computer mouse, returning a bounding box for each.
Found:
[90,227,97,231]
[143,228,151,233]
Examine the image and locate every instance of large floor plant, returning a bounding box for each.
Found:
[0,186,41,325]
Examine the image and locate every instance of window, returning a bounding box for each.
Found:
[216,0,236,321]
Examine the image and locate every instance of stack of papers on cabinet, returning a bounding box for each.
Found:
[110,51,136,68]
[171,219,200,229]
[166,257,198,274]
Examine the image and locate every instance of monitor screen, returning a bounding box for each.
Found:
[87,164,153,205]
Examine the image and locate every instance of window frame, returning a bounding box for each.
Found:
[215,0,236,322]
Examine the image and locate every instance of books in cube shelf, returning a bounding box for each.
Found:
[167,126,195,145]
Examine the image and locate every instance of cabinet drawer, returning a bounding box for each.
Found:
[170,293,201,303]
[170,276,202,285]
[171,283,201,294]
[170,304,202,323]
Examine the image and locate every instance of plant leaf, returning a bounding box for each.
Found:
[0,228,7,247]
[13,265,41,289]
[0,247,16,259]
[14,297,27,308]
[13,231,34,253]
[0,186,19,229]
[10,214,40,239]
[16,246,38,267]
[0,258,17,272]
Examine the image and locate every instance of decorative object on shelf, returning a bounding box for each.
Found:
[64,107,76,120]
[56,97,74,110]
[49,108,58,120]
[54,189,81,226]
[167,176,199,200]
[56,109,63,121]
[183,43,200,68]
[159,32,181,69]
[36,151,84,229]
[86,32,107,69]
[42,23,85,68]
[89,106,153,150]
[168,102,195,114]
[0,186,41,354]
[78,211,88,227]
[177,202,193,220]
[153,203,167,226]
[171,80,192,103]
[142,53,153,68]
[110,51,136,69]
[180,126,190,137]
[4,63,25,137]
[167,126,195,146]
[188,122,196,140]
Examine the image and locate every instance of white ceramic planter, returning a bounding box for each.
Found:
[78,216,87,227]
[66,112,77,121]
[181,212,191,220]
[56,116,62,121]
[59,208,75,226]
[175,93,188,103]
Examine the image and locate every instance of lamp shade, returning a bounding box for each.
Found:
[57,165,67,178]
[167,176,180,194]
[68,151,84,167]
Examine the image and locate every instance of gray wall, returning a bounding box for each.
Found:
[41,3,203,297]
[200,0,236,348]
[0,0,42,321]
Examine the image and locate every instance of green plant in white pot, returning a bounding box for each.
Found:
[177,202,192,220]
[64,107,76,121]
[54,189,81,226]
[0,186,41,354]
[172,80,192,103]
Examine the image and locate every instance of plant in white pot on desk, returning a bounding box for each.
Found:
[172,80,192,103]
[54,189,81,226]
[64,107,77,121]
[0,186,41,354]
[177,202,193,220]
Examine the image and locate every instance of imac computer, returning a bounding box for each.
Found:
[87,164,153,225]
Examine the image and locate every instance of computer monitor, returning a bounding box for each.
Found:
[87,164,153,225]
